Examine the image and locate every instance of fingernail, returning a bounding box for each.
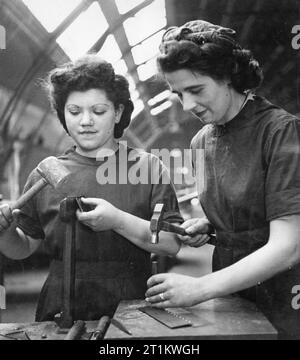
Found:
[145,298,149,302]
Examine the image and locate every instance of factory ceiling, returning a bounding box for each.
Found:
[0,0,300,169]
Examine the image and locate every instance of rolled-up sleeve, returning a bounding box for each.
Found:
[16,170,45,239]
[264,117,300,220]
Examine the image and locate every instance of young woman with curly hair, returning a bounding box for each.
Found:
[0,55,182,321]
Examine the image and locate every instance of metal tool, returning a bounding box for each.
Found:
[2,330,31,340]
[150,203,217,245]
[56,197,78,329]
[110,318,132,336]
[139,306,192,329]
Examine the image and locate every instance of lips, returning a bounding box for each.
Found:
[195,109,207,118]
[79,131,97,135]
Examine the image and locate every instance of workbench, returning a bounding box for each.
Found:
[0,296,277,340]
[105,297,277,340]
[0,320,99,340]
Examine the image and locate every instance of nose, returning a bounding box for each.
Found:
[181,93,197,112]
[80,111,94,126]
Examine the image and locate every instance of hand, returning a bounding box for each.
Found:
[145,273,201,308]
[0,204,16,234]
[178,218,212,247]
[76,197,121,232]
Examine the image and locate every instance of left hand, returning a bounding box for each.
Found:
[145,273,201,308]
[76,197,121,232]
[178,218,212,247]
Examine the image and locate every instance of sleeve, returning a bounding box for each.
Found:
[16,169,45,239]
[264,117,300,220]
[149,155,183,224]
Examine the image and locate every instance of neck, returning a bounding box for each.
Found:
[76,139,119,158]
[223,91,247,125]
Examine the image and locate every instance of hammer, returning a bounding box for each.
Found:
[10,156,71,210]
[150,203,217,245]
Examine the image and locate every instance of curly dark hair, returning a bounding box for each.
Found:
[157,21,263,93]
[45,54,134,138]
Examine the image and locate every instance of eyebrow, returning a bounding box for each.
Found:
[171,85,204,94]
[66,103,110,107]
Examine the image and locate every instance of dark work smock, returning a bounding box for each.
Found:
[16,144,182,321]
[191,96,300,339]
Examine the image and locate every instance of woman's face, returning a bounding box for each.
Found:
[64,89,123,158]
[165,69,237,126]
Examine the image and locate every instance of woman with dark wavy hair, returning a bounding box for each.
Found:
[0,55,181,321]
[146,20,300,339]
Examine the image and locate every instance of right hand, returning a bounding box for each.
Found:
[178,218,212,247]
[0,204,14,233]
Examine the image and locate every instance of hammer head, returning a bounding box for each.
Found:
[36,156,71,189]
[150,203,165,244]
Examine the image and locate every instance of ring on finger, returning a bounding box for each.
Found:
[159,293,165,301]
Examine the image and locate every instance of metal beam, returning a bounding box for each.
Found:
[0,0,94,134]
[98,0,161,143]
[89,0,154,54]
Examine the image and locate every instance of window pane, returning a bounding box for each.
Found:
[148,90,171,106]
[137,58,157,81]
[115,0,145,14]
[150,100,172,115]
[131,30,164,65]
[113,59,128,76]
[56,2,108,60]
[97,35,122,64]
[132,99,145,118]
[22,0,82,32]
[123,0,166,46]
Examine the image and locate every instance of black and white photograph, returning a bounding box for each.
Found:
[0,0,300,345]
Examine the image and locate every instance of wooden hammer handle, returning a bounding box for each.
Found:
[160,221,187,235]
[11,178,47,210]
[90,316,111,340]
[161,221,217,246]
[65,320,86,340]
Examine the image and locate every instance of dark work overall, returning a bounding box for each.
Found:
[17,145,182,322]
[193,96,300,339]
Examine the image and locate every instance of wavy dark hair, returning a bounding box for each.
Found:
[157,22,263,93]
[45,54,134,138]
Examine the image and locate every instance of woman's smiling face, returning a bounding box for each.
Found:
[64,88,123,158]
[165,69,237,125]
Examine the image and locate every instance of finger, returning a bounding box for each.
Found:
[147,273,168,287]
[187,235,211,248]
[12,209,21,216]
[145,283,167,298]
[180,218,198,230]
[76,209,99,221]
[12,209,21,222]
[185,223,207,235]
[184,234,209,246]
[80,197,102,206]
[1,204,13,222]
[149,300,174,308]
[145,291,169,303]
[177,234,192,243]
[0,205,13,227]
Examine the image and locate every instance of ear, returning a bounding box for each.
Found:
[115,104,125,124]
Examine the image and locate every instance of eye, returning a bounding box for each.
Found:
[190,88,203,95]
[93,110,105,115]
[66,106,80,115]
[69,109,80,115]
